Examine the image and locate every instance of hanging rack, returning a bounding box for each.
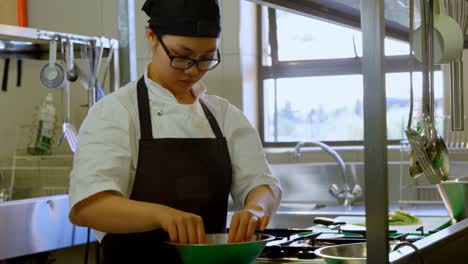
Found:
[0,24,115,48]
[0,23,120,92]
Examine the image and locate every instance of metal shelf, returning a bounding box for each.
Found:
[0,24,117,59]
[0,23,121,92]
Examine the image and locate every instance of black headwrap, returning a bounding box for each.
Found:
[142,0,221,38]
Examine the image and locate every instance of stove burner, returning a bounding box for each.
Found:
[260,228,425,260]
[296,250,317,259]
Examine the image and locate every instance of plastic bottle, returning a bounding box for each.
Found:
[28,93,57,155]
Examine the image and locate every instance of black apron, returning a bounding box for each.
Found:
[100,77,233,263]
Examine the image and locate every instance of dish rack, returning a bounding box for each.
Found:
[7,125,73,200]
[10,152,72,199]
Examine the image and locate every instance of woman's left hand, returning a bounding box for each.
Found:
[227,208,270,243]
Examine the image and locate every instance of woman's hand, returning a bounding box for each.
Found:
[227,208,270,243]
[158,206,206,244]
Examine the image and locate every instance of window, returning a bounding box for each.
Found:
[260,8,443,145]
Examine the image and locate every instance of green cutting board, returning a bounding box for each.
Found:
[333,216,451,235]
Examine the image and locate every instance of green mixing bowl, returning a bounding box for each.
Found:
[167,233,274,264]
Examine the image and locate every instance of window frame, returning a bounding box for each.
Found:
[258,7,441,147]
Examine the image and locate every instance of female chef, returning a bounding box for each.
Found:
[68,0,282,262]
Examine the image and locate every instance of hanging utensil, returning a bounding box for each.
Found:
[61,82,79,153]
[65,40,78,82]
[416,0,450,184]
[407,0,434,179]
[40,37,67,89]
[77,43,105,102]
[80,44,92,90]
[413,0,464,64]
[59,39,79,153]
[427,0,450,183]
[16,59,21,87]
[100,43,116,93]
[444,0,468,131]
[90,38,105,105]
[408,0,449,184]
[1,58,9,92]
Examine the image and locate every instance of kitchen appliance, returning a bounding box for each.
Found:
[256,231,417,263]
[254,215,449,263]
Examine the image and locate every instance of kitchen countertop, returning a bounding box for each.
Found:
[310,202,449,217]
[227,202,450,230]
[253,203,449,264]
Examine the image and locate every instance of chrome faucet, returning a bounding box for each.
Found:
[292,141,362,206]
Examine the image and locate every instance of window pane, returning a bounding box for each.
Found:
[263,72,443,143]
[275,10,409,60]
[266,75,364,142]
[385,38,409,56]
[263,79,276,142]
[261,6,272,66]
[386,71,444,140]
[276,11,361,60]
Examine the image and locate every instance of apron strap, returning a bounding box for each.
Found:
[199,99,224,139]
[136,77,153,140]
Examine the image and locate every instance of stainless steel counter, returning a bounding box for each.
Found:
[310,203,449,217]
[0,195,95,260]
[0,195,452,261]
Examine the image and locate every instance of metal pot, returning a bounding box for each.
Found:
[315,242,400,264]
[438,177,468,222]
[167,233,274,264]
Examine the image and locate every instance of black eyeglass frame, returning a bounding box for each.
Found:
[156,34,222,71]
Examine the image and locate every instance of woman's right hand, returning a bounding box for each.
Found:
[158,206,206,244]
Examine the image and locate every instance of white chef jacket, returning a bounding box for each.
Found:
[68,66,282,242]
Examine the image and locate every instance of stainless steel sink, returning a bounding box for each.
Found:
[227,202,325,229]
[227,211,317,229]
[276,202,326,213]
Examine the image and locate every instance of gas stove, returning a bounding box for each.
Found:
[254,227,427,263]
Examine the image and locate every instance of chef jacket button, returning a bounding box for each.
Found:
[157,110,164,116]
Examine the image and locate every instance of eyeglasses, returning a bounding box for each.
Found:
[156,34,221,71]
